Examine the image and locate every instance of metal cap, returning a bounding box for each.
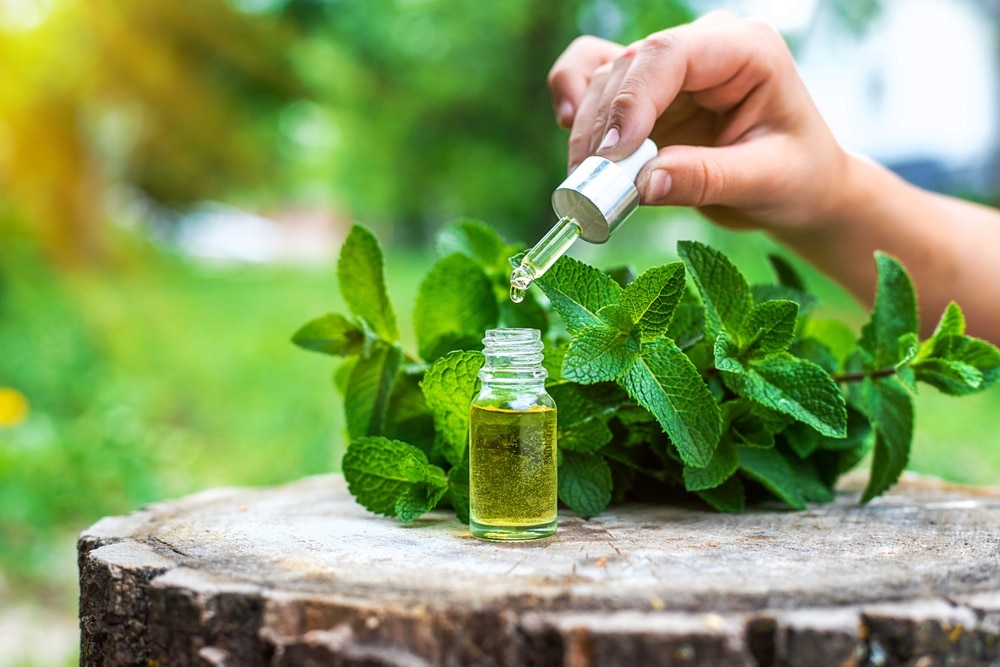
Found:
[551,139,658,244]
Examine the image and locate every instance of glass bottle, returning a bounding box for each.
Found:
[469,328,557,541]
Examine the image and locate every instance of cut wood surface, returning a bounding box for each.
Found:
[79,473,1000,666]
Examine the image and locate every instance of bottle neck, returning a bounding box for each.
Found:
[478,328,548,387]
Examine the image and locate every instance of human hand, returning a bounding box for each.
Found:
[547,11,852,232]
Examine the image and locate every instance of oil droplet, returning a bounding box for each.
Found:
[509,264,534,304]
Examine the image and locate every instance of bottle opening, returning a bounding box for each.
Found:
[480,328,546,382]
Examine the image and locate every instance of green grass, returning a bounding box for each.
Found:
[0,230,435,595]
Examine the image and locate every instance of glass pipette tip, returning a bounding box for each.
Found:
[509,216,582,303]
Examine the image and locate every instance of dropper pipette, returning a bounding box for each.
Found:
[509,216,581,303]
[509,139,658,302]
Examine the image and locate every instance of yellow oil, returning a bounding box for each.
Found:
[469,404,557,540]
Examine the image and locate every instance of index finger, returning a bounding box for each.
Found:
[598,16,793,159]
[547,35,624,129]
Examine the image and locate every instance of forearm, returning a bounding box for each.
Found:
[772,155,1000,343]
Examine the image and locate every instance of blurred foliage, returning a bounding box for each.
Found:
[0,224,349,590]
[276,0,697,241]
[0,0,700,265]
[0,0,303,265]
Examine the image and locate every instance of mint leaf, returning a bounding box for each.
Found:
[558,451,613,516]
[678,240,752,338]
[344,342,403,439]
[721,400,780,449]
[536,255,622,335]
[291,313,366,357]
[751,284,817,315]
[666,300,706,350]
[606,264,638,288]
[912,335,1000,396]
[932,301,966,338]
[598,302,636,330]
[421,350,484,467]
[343,436,447,521]
[859,252,918,368]
[737,446,807,510]
[782,421,821,459]
[498,294,549,332]
[724,354,847,438]
[414,253,497,361]
[768,253,806,291]
[561,418,614,453]
[383,365,436,457]
[542,336,569,382]
[861,377,914,502]
[819,405,873,452]
[741,300,798,359]
[714,332,743,374]
[333,357,355,393]
[434,218,506,268]
[548,384,615,453]
[897,333,919,368]
[619,338,722,468]
[446,457,470,524]
[338,225,399,341]
[696,475,745,512]
[562,307,640,384]
[683,437,738,491]
[789,456,836,503]
[914,358,983,396]
[395,482,448,522]
[619,262,686,341]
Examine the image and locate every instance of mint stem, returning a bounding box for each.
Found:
[834,367,896,384]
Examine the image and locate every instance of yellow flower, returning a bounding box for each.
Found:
[0,387,29,428]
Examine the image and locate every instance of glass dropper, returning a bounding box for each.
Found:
[509,216,581,303]
[508,138,658,304]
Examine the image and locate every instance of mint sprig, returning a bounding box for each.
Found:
[295,222,1000,523]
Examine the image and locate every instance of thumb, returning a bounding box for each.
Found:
[637,141,785,211]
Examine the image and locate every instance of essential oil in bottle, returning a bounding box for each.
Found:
[469,328,557,541]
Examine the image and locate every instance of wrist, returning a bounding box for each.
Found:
[773,152,888,243]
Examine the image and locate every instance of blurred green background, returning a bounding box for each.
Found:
[1,0,999,664]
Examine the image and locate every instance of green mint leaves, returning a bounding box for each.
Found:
[538,259,723,470]
[421,351,484,467]
[414,253,497,361]
[337,225,399,341]
[295,222,1000,524]
[342,436,447,521]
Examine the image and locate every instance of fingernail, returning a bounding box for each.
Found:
[557,100,574,126]
[647,169,672,201]
[597,127,620,152]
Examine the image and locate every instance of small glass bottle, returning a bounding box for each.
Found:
[469,328,557,541]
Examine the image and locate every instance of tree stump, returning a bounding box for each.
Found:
[79,473,1000,667]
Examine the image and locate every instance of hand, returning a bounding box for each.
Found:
[547,12,851,232]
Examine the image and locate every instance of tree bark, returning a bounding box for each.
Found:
[79,473,1000,666]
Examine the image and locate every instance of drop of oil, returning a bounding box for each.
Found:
[508,265,534,304]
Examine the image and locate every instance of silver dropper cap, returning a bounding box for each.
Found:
[551,139,658,243]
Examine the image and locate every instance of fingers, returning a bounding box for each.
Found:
[566,56,635,171]
[547,36,624,129]
[593,15,793,161]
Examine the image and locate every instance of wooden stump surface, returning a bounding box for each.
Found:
[79,473,1000,666]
